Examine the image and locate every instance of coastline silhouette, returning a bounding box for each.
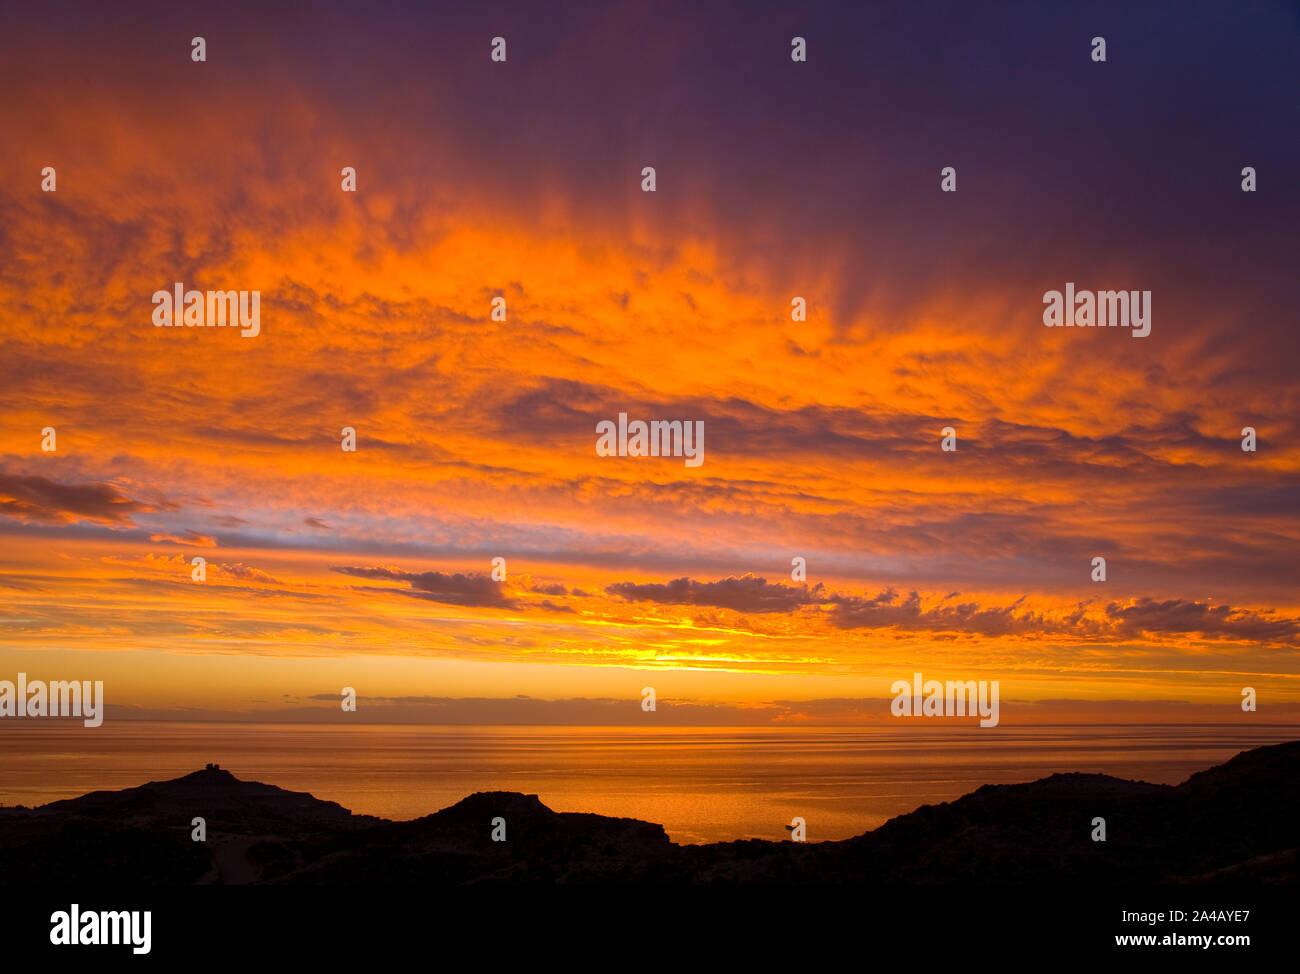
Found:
[2,740,1296,885]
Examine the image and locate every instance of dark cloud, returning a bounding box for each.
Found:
[536,600,575,614]
[216,563,280,585]
[0,471,172,527]
[1105,598,1300,643]
[826,589,1067,638]
[332,565,515,608]
[605,573,1300,647]
[607,574,824,613]
[149,529,216,546]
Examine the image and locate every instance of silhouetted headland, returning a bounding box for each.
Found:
[3,741,1297,885]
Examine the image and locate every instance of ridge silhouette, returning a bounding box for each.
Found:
[2,740,1296,885]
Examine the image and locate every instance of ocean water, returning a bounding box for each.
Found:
[1,722,1294,844]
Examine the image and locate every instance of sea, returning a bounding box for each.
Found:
[1,722,1294,844]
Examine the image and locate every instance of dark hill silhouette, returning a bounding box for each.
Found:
[37,766,378,829]
[2,741,1296,885]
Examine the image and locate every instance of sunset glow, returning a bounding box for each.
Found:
[2,2,1297,727]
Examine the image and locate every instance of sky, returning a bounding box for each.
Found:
[0,0,1298,724]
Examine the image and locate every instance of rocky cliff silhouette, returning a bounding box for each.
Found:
[2,740,1296,885]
